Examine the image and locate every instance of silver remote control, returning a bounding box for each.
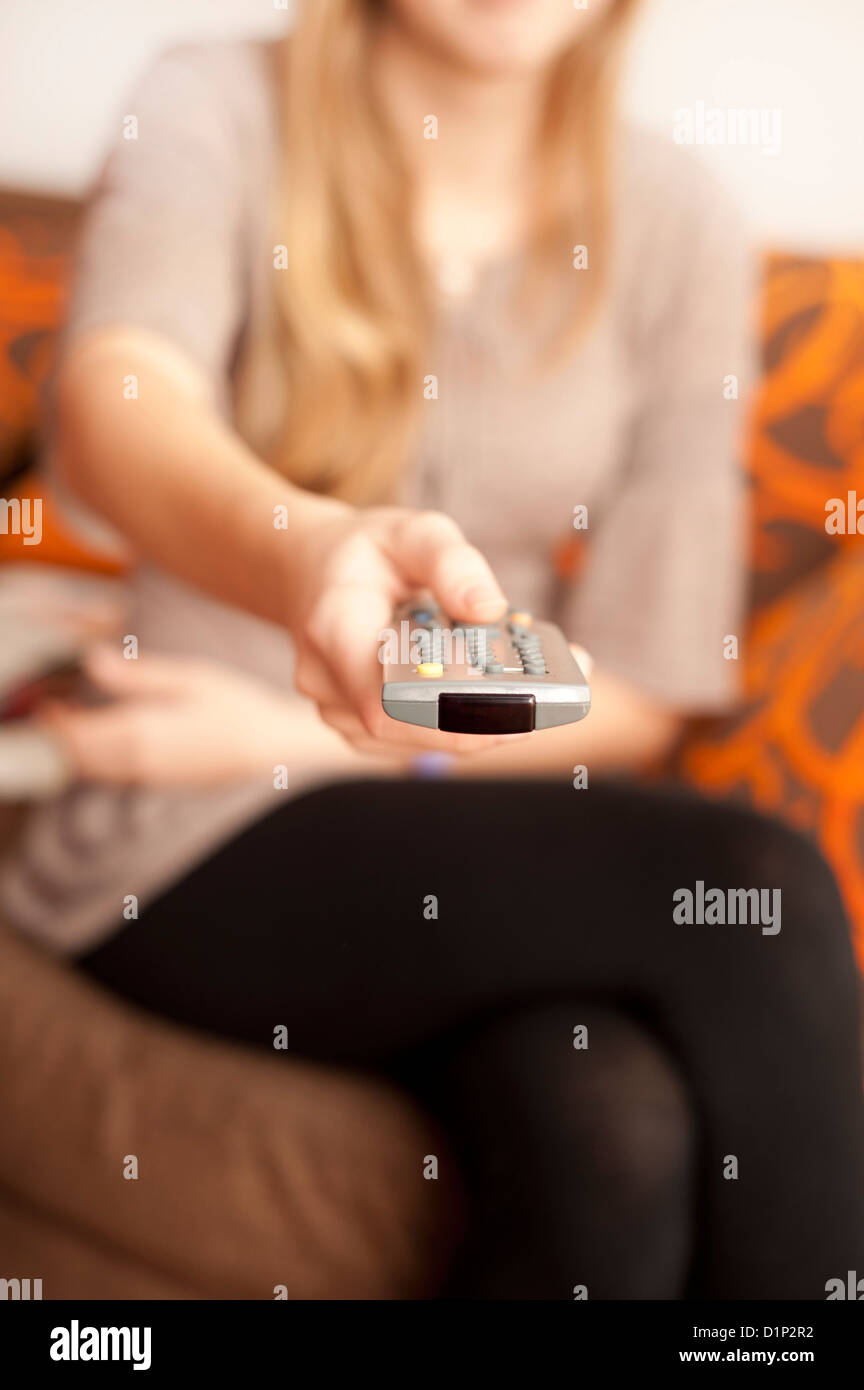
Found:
[381,602,591,734]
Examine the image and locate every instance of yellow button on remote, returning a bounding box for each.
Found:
[416,662,444,678]
[508,610,532,627]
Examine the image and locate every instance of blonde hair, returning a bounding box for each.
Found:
[264,0,640,503]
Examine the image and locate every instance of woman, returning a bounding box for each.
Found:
[3,0,863,1298]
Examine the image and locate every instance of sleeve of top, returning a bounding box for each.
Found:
[558,154,757,711]
[63,44,249,395]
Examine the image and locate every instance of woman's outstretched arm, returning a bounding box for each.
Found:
[54,328,342,629]
[54,328,522,760]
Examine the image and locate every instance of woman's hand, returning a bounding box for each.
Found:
[34,646,384,787]
[31,497,524,789]
[287,505,525,757]
[57,340,518,759]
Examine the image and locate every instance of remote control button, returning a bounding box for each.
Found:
[416,662,444,678]
[508,611,532,628]
[484,662,504,675]
[410,608,436,625]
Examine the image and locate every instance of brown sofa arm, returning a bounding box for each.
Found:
[0,924,464,1299]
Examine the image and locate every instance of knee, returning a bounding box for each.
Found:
[571,1010,696,1204]
[677,799,851,957]
[700,802,843,919]
[718,806,856,984]
[449,1004,696,1203]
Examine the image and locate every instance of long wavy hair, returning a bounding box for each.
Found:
[255,0,640,503]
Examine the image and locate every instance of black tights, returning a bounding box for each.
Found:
[432,1004,694,1299]
[78,780,864,1300]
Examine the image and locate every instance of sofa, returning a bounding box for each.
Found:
[1,190,862,1298]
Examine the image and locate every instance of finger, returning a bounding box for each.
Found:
[82,645,199,698]
[36,704,141,782]
[293,647,345,706]
[320,700,529,758]
[384,512,506,623]
[317,706,415,762]
[307,583,394,732]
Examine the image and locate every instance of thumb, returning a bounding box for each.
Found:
[386,512,506,623]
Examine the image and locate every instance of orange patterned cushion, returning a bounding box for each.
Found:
[672,254,864,969]
[675,556,864,969]
[749,255,864,608]
[0,196,76,467]
[0,193,124,574]
[553,254,864,602]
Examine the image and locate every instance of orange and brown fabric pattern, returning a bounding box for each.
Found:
[0,192,78,470]
[0,191,123,573]
[673,254,864,970]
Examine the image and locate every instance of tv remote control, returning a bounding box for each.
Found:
[381,602,591,734]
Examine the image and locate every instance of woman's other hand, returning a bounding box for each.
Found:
[34,646,391,787]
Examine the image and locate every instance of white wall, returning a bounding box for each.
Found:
[0,0,862,253]
[622,0,864,253]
